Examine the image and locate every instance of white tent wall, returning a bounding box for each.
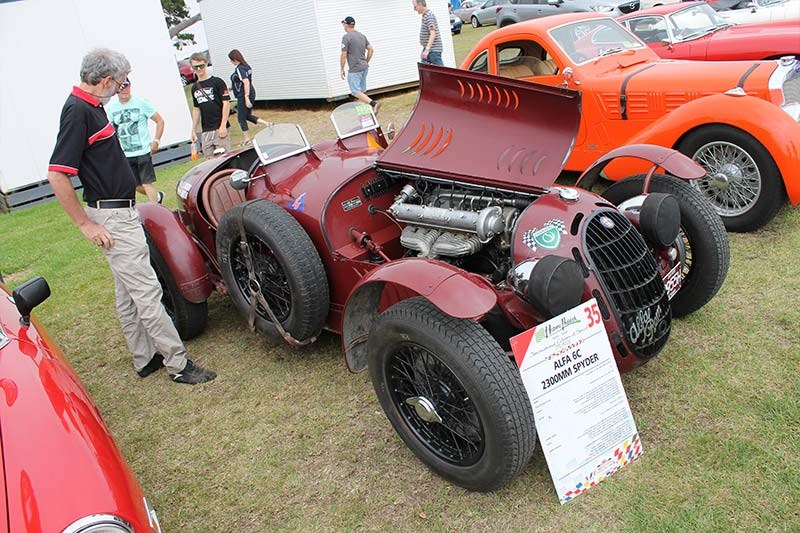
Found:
[0,0,193,194]
[199,0,455,101]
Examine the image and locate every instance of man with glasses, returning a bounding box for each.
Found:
[188,52,231,157]
[47,48,217,385]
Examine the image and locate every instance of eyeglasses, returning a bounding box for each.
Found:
[192,64,206,70]
[111,77,131,93]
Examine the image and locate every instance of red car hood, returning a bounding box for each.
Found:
[710,20,800,44]
[0,291,149,531]
[376,64,581,192]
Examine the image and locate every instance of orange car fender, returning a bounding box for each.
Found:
[603,94,800,206]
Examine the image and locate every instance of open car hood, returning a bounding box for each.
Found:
[376,64,581,192]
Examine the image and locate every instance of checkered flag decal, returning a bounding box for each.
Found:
[522,218,567,250]
[521,229,538,249]
[546,218,567,234]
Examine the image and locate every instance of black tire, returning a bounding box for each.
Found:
[368,297,536,492]
[144,230,208,340]
[216,200,329,342]
[471,16,481,28]
[677,125,785,232]
[602,174,730,318]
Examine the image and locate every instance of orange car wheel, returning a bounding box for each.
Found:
[678,125,785,232]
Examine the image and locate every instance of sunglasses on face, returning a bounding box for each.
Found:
[111,77,131,93]
[192,64,206,70]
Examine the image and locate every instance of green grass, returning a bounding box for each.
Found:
[2,24,799,531]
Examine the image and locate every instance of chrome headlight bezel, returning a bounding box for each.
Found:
[62,514,134,533]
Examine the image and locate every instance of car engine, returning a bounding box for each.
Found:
[386,180,537,283]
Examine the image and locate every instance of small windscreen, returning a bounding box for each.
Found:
[330,102,379,140]
[252,123,310,165]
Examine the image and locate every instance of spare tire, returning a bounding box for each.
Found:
[216,200,329,342]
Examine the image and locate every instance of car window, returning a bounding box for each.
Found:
[549,19,645,63]
[669,5,723,39]
[626,16,669,43]
[496,40,559,78]
[468,50,489,73]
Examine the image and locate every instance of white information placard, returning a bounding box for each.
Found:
[510,298,642,503]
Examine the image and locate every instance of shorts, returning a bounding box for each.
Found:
[422,50,444,66]
[127,154,157,185]
[200,130,232,157]
[347,68,368,95]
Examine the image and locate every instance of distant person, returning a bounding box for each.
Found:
[46,48,216,384]
[413,0,444,66]
[228,49,272,146]
[189,52,231,157]
[106,77,165,204]
[340,16,380,113]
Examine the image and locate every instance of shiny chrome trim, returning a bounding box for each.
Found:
[62,514,134,533]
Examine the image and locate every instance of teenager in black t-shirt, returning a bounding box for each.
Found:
[189,52,231,157]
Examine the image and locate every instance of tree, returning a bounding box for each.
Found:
[161,0,201,50]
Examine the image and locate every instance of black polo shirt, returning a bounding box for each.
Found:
[48,86,136,203]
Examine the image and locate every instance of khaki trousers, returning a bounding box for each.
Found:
[86,206,188,374]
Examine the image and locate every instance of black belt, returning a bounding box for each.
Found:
[87,199,135,209]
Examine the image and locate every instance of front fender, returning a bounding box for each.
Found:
[603,94,800,205]
[137,203,212,303]
[576,144,705,190]
[341,259,497,372]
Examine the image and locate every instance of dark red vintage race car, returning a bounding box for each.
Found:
[141,64,729,491]
[0,276,161,532]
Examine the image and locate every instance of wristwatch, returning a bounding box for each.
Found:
[153,139,161,145]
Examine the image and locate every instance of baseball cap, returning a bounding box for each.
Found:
[342,16,355,25]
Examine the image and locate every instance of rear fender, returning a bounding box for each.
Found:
[137,203,212,303]
[576,144,704,191]
[341,259,497,372]
[601,94,800,205]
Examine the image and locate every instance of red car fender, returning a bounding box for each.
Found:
[0,289,155,532]
[341,259,497,372]
[137,203,212,304]
[576,144,705,191]
[602,94,800,206]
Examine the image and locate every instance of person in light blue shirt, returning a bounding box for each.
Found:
[106,79,165,203]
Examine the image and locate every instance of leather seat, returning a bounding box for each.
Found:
[533,59,558,76]
[201,168,246,228]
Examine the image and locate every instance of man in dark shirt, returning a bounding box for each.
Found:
[189,52,231,157]
[339,16,380,113]
[47,48,216,385]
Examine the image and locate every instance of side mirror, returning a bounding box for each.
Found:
[561,67,579,87]
[229,169,250,191]
[385,121,396,141]
[548,0,561,5]
[12,277,50,326]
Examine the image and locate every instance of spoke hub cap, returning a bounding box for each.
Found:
[405,396,443,424]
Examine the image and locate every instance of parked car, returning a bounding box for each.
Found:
[0,276,161,532]
[454,0,483,22]
[496,0,639,27]
[177,59,196,86]
[470,0,511,27]
[451,12,463,33]
[462,13,800,231]
[709,0,800,23]
[620,3,800,60]
[141,64,729,492]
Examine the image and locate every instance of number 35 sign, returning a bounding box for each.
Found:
[510,298,642,503]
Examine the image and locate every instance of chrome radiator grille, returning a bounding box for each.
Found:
[584,210,671,358]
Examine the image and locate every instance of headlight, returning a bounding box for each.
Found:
[590,5,615,11]
[62,514,134,533]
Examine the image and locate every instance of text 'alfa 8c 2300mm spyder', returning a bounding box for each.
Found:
[140,65,729,492]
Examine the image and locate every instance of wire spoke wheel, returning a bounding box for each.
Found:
[691,140,761,217]
[231,235,292,323]
[389,343,484,466]
[368,297,536,492]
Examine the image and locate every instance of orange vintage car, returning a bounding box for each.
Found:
[461,13,800,231]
